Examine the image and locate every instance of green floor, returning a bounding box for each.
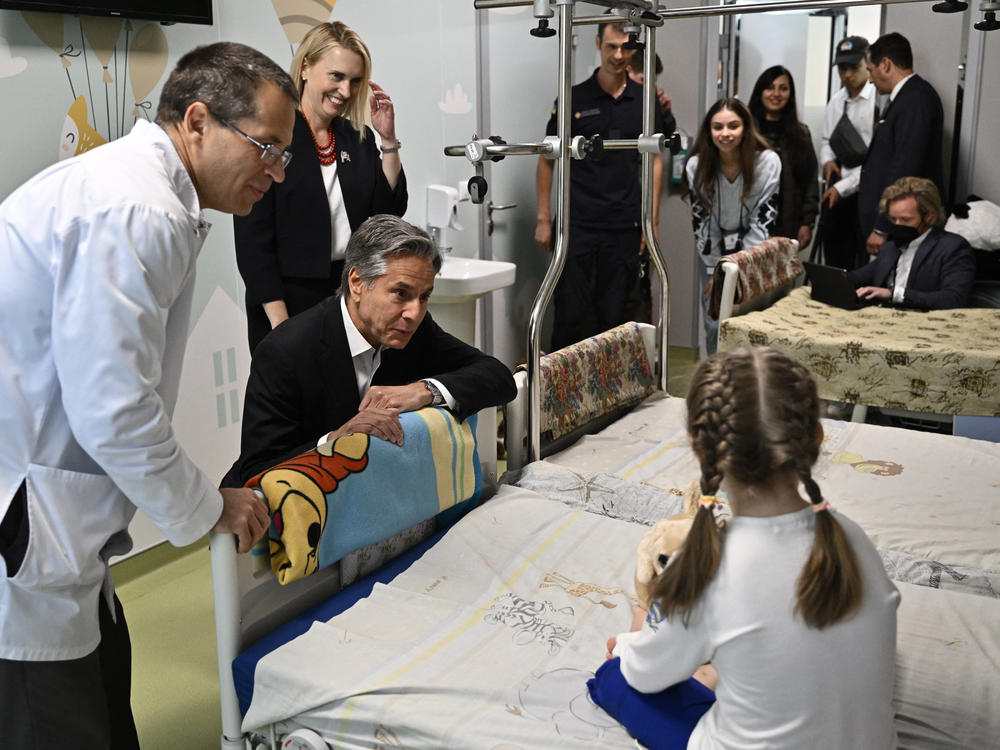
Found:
[114,346,700,749]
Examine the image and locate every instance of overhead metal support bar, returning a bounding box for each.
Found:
[443,142,555,159]
[474,0,658,8]
[653,0,933,20]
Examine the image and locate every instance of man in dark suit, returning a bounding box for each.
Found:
[223,214,516,486]
[858,32,944,257]
[851,177,975,310]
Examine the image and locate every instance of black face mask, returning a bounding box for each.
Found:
[887,223,921,247]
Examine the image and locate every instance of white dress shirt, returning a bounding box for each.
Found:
[892,226,933,303]
[0,120,223,659]
[316,298,456,446]
[320,161,352,261]
[820,81,877,199]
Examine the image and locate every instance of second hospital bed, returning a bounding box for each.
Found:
[213,321,1000,750]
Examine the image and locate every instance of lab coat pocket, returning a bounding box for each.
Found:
[14,464,133,590]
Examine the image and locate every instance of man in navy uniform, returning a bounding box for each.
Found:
[535,18,666,350]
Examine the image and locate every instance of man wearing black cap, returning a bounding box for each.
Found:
[858,32,944,258]
[818,36,877,270]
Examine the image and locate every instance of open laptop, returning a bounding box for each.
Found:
[802,261,878,310]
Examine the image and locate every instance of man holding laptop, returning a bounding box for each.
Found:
[847,177,975,310]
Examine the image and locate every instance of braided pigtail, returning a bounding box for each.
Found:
[649,358,734,625]
[762,350,864,629]
[795,470,864,629]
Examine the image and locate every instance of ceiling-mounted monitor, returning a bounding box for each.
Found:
[0,0,213,25]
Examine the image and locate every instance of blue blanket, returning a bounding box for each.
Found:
[247,409,481,584]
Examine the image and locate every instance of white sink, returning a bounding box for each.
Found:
[433,256,516,301]
[428,256,516,346]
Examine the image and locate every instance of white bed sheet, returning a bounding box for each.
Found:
[244,483,1000,749]
[542,393,1000,587]
[243,394,1000,749]
[245,487,646,748]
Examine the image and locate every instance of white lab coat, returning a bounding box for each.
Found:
[0,120,223,660]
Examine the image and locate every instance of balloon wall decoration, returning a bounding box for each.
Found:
[20,11,171,158]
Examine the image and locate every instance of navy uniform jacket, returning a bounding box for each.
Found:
[235,111,408,308]
[546,71,666,231]
[221,295,516,486]
[849,227,975,310]
[858,75,943,237]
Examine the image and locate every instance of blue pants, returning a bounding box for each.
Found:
[588,657,716,749]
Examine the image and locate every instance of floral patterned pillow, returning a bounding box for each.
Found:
[708,236,802,320]
[540,322,656,440]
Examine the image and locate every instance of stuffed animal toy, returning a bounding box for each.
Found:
[633,482,699,611]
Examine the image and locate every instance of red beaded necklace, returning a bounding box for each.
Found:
[302,110,336,166]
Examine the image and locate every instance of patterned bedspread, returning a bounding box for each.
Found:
[718,287,1000,416]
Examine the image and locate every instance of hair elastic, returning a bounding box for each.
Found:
[698,495,717,509]
[811,500,835,514]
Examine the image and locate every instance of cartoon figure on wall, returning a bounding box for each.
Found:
[60,95,106,159]
[19,11,169,159]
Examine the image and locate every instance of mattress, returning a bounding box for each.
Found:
[239,393,1000,748]
[242,484,1000,749]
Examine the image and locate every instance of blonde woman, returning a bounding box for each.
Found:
[235,21,407,352]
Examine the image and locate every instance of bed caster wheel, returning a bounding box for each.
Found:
[280,728,329,749]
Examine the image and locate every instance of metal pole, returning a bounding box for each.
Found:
[526,0,573,463]
[475,9,494,354]
[640,27,671,392]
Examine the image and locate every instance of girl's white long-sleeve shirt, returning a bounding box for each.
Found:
[619,507,900,750]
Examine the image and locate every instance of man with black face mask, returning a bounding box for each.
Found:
[850,176,975,309]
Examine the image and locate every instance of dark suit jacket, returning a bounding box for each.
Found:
[858,74,944,237]
[234,112,408,307]
[221,295,517,486]
[848,227,976,310]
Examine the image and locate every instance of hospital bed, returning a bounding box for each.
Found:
[211,317,1000,750]
[208,0,998,744]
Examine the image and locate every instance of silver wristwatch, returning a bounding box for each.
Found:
[423,379,445,406]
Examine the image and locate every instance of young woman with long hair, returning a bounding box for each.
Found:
[684,98,781,354]
[749,65,820,249]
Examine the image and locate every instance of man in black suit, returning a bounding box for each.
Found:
[223,214,516,486]
[851,177,975,310]
[858,32,944,258]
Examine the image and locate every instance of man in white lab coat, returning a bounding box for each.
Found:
[0,42,295,748]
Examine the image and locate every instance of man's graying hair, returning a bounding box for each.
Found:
[156,42,297,126]
[342,215,442,290]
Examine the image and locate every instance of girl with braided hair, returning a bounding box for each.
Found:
[601,347,899,749]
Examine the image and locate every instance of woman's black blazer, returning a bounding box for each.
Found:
[235,110,408,307]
